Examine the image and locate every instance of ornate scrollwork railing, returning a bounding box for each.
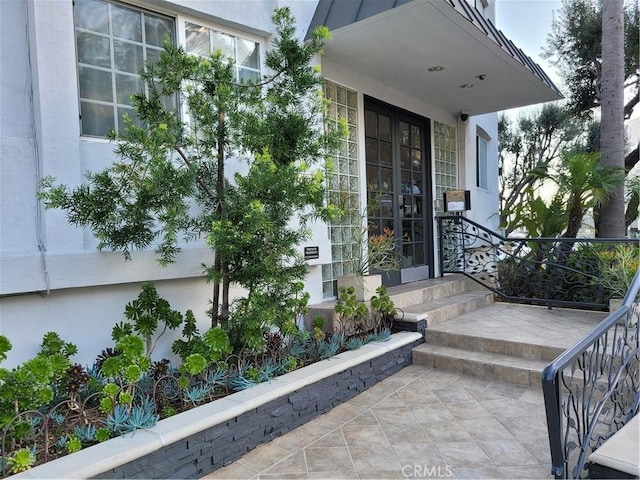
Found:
[541,269,640,478]
[437,215,637,310]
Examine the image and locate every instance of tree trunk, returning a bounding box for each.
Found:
[211,111,227,328]
[598,0,626,237]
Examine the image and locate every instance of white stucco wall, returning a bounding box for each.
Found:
[1,0,40,256]
[460,112,500,230]
[0,277,224,368]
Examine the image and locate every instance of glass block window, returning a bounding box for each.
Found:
[185,22,260,84]
[322,81,359,299]
[74,0,175,137]
[433,121,458,213]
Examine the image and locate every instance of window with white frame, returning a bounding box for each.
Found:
[185,22,260,84]
[74,0,175,137]
[74,1,262,138]
[476,132,489,190]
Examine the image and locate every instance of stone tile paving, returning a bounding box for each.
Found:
[203,365,553,479]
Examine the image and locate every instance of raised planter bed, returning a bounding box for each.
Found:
[11,332,422,479]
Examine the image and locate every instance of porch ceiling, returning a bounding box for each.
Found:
[307,0,563,116]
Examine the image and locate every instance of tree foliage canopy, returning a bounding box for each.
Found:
[542,0,639,117]
[40,7,345,342]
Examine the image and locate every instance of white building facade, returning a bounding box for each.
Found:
[0,0,561,367]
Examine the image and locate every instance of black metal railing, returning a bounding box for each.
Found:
[541,270,640,478]
[438,215,637,310]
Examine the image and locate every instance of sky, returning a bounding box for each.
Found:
[494,0,564,117]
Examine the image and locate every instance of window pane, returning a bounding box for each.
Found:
[81,102,114,136]
[399,122,409,145]
[364,109,376,136]
[146,47,162,67]
[378,115,391,140]
[145,15,173,47]
[403,244,413,262]
[118,107,142,129]
[211,31,234,58]
[411,125,421,148]
[401,170,411,194]
[414,221,424,242]
[116,74,143,105]
[236,38,259,68]
[478,137,488,189]
[380,194,393,217]
[75,0,175,137]
[380,168,392,192]
[238,68,260,84]
[75,0,109,33]
[365,137,378,164]
[347,107,357,126]
[79,66,112,102]
[366,164,379,190]
[347,90,357,107]
[400,146,411,169]
[76,32,111,68]
[412,148,422,171]
[186,22,210,56]
[113,40,143,73]
[152,79,177,111]
[380,141,392,166]
[112,4,142,42]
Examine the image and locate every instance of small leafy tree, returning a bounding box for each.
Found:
[39,8,344,337]
[0,333,77,426]
[113,282,185,357]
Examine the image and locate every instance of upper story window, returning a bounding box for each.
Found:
[74,1,262,138]
[74,0,175,137]
[185,22,260,84]
[476,133,489,190]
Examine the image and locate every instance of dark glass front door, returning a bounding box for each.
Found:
[365,99,432,286]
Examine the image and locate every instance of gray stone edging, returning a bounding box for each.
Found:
[11,331,422,479]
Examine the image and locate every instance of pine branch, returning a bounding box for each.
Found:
[174,146,216,202]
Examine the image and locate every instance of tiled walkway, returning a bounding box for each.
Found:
[204,366,553,479]
[203,303,607,479]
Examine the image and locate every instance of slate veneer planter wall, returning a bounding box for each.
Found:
[12,332,422,480]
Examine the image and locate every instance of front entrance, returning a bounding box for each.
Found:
[364,98,433,286]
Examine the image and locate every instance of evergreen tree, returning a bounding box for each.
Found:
[40,8,344,338]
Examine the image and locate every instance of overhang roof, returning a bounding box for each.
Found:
[306,0,563,116]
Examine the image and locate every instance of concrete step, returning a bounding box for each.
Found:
[425,329,564,362]
[385,274,481,309]
[306,274,494,333]
[398,290,494,327]
[412,343,549,389]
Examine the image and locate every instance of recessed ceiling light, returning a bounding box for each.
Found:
[428,66,444,72]
[460,83,474,88]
